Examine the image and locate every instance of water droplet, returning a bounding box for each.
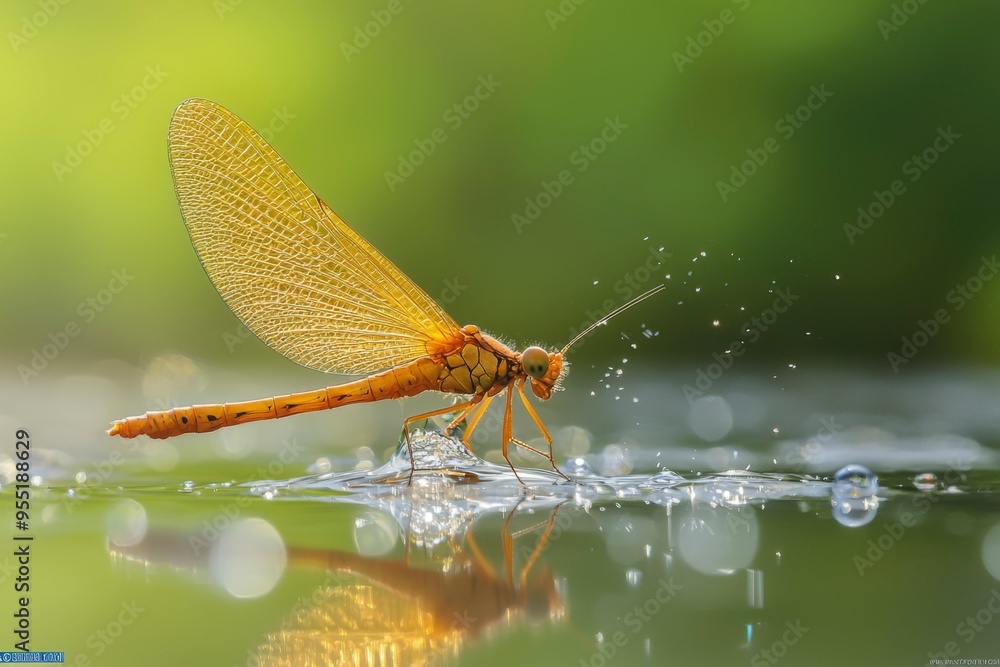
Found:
[913,472,937,491]
[626,568,643,586]
[615,369,624,376]
[788,363,797,369]
[835,274,841,280]
[632,397,639,403]
[713,320,720,326]
[593,280,599,285]
[630,343,637,349]
[566,457,596,476]
[700,251,706,257]
[833,464,878,497]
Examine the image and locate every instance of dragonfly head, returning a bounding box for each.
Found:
[521,285,666,400]
[521,346,566,400]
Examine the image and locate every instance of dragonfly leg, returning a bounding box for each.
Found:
[444,395,483,435]
[462,529,497,580]
[499,498,565,587]
[514,502,566,588]
[515,379,571,481]
[460,393,496,452]
[500,498,526,585]
[403,399,476,483]
[501,386,526,485]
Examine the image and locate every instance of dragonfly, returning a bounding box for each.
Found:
[107,98,664,482]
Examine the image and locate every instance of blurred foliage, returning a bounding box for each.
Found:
[1,0,998,378]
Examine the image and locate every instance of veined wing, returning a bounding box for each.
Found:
[167,98,461,375]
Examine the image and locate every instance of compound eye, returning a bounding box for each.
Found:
[521,346,549,379]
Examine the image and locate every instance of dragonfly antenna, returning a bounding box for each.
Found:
[561,284,666,355]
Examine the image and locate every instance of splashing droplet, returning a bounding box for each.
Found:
[834,464,878,497]
[650,470,684,485]
[913,472,937,491]
[831,464,879,527]
[566,457,596,476]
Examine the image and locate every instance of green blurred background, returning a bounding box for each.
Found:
[3,3,1000,665]
[2,0,999,379]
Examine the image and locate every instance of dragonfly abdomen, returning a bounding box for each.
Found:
[107,359,446,439]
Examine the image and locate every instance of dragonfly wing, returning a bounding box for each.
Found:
[167,98,462,375]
